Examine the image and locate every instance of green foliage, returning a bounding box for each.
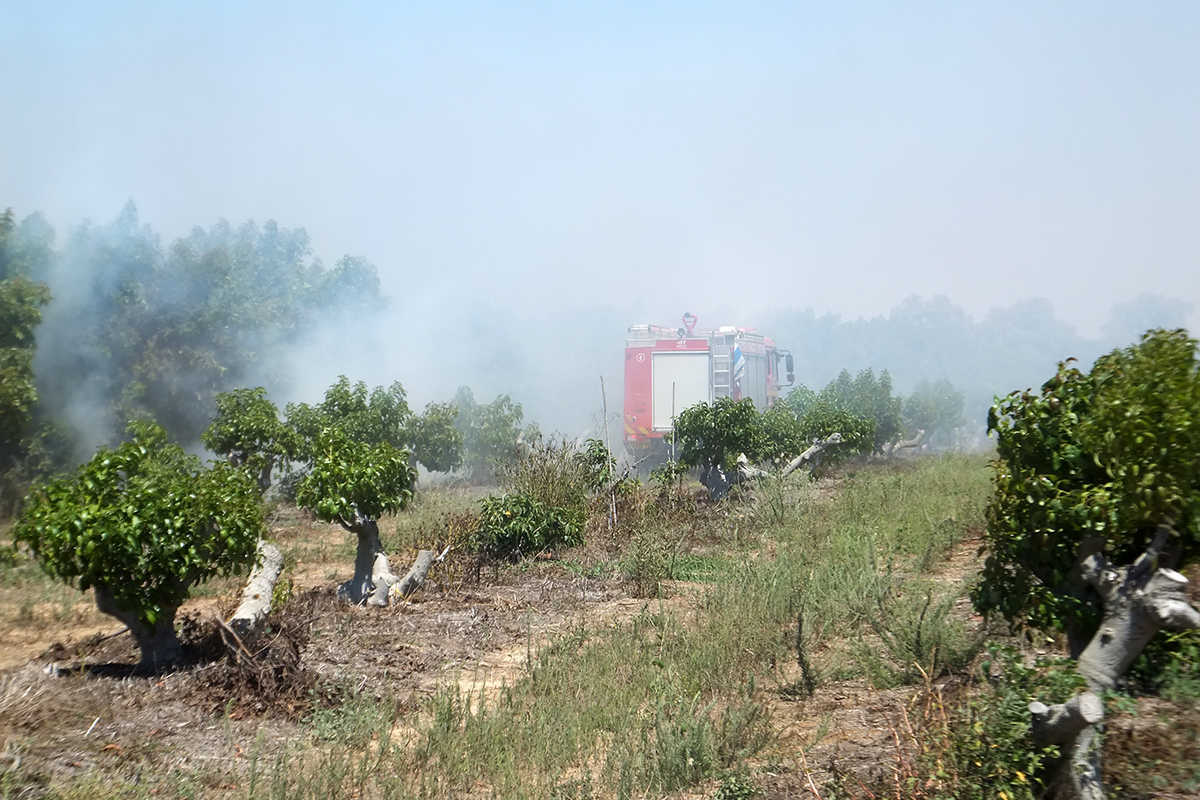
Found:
[576,438,616,491]
[287,376,462,474]
[758,405,806,463]
[13,420,264,627]
[295,426,416,527]
[904,378,965,446]
[36,206,387,449]
[904,646,1085,800]
[975,329,1200,635]
[497,438,592,520]
[712,771,762,800]
[0,210,53,504]
[288,376,410,458]
[469,492,585,561]
[453,386,532,480]
[202,387,295,490]
[407,401,463,473]
[819,368,903,453]
[674,397,764,475]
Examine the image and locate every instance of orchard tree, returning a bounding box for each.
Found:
[453,387,532,480]
[287,376,460,474]
[407,401,463,473]
[202,387,295,492]
[902,378,965,449]
[674,397,764,498]
[0,209,52,503]
[819,368,902,454]
[14,421,264,669]
[976,329,1200,799]
[295,426,416,604]
[287,377,421,604]
[288,376,410,456]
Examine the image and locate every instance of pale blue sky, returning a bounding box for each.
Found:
[4,0,1198,334]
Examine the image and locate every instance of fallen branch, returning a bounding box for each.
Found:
[781,433,844,477]
[369,549,438,606]
[228,541,284,637]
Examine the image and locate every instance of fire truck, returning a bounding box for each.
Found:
[623,312,794,463]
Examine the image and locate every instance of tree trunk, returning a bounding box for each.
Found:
[339,517,385,605]
[93,585,182,672]
[258,461,273,494]
[1031,523,1200,800]
[229,541,284,636]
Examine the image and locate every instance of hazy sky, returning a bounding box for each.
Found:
[4,0,1198,335]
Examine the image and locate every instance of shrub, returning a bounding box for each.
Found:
[497,437,590,520]
[469,492,584,561]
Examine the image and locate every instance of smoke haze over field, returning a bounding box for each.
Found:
[3,2,1199,446]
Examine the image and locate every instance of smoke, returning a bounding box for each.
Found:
[10,198,1195,467]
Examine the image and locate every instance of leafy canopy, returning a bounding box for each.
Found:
[294,425,416,528]
[202,387,296,487]
[903,378,965,445]
[14,420,264,627]
[407,401,463,473]
[453,386,532,479]
[674,397,764,474]
[974,329,1200,634]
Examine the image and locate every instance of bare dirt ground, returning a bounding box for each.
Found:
[0,535,711,795]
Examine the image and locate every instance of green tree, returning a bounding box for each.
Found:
[295,425,416,604]
[819,368,902,453]
[287,376,410,457]
[407,401,463,473]
[0,208,53,508]
[453,387,532,480]
[286,377,420,603]
[202,387,296,492]
[14,421,264,669]
[903,378,965,448]
[975,329,1200,649]
[674,397,764,497]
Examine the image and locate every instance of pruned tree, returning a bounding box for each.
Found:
[202,386,296,492]
[674,397,764,499]
[407,401,463,473]
[902,378,964,450]
[453,386,532,481]
[294,426,417,605]
[976,329,1200,799]
[14,420,264,670]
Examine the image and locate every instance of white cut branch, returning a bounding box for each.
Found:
[368,549,437,606]
[780,433,844,477]
[229,541,284,636]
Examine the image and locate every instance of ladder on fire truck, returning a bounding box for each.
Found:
[711,338,731,400]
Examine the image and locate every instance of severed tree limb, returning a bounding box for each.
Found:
[780,433,844,478]
[888,429,926,455]
[1029,692,1104,746]
[1033,520,1200,800]
[229,540,284,637]
[367,549,439,606]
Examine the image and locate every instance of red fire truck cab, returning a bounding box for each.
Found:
[623,313,794,464]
